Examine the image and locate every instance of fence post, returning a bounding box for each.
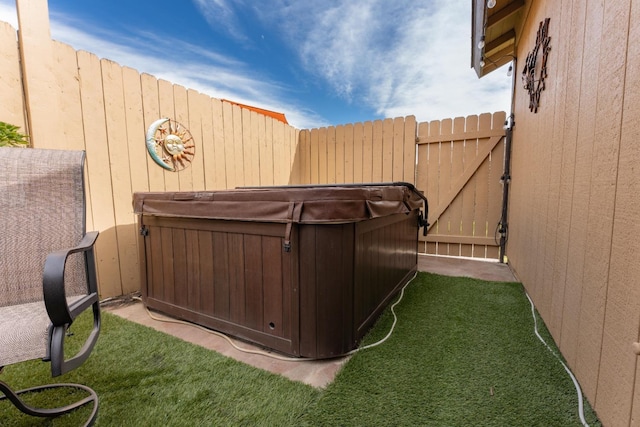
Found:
[16,0,62,147]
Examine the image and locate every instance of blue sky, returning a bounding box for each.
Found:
[0,0,512,129]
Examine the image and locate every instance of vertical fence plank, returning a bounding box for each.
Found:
[403,116,416,183]
[309,128,319,184]
[391,117,404,182]
[318,127,328,184]
[210,98,226,190]
[0,22,25,129]
[362,121,374,182]
[343,124,354,183]
[474,113,492,258]
[327,126,336,184]
[221,101,236,189]
[16,0,63,146]
[242,109,257,186]
[231,104,244,188]
[353,123,364,183]
[102,58,140,294]
[141,73,165,192]
[335,125,345,183]
[258,113,272,186]
[446,117,466,256]
[382,118,394,181]
[461,115,478,257]
[122,67,149,194]
[426,119,440,254]
[186,90,208,191]
[416,121,429,254]
[52,42,92,230]
[372,120,384,182]
[273,119,287,185]
[297,130,311,185]
[77,50,122,297]
[173,84,193,191]
[158,79,180,192]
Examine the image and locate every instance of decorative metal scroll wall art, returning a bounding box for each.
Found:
[522,18,551,113]
[145,118,195,171]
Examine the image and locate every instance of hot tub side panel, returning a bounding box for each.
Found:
[138,215,300,356]
[298,211,419,358]
[353,211,419,337]
[298,223,355,358]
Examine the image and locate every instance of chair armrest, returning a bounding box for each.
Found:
[43,231,99,326]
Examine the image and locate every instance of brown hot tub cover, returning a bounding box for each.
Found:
[133,182,427,225]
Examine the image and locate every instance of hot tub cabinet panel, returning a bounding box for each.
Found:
[134,184,427,358]
[139,216,300,356]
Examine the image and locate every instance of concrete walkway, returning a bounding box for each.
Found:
[105,255,518,388]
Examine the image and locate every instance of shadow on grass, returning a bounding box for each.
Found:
[0,272,601,426]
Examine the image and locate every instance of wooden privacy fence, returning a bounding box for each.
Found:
[296,112,507,260]
[416,112,507,259]
[1,7,507,298]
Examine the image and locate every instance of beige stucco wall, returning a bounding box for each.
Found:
[507,1,640,425]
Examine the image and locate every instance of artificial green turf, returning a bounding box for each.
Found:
[302,273,601,426]
[0,311,320,426]
[0,272,602,426]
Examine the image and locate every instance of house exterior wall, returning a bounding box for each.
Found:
[507,0,640,425]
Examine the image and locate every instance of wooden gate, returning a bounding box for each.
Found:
[416,112,507,259]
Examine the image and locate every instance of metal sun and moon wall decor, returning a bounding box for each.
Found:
[522,18,551,113]
[145,118,195,171]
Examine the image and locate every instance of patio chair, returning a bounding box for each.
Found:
[0,147,100,425]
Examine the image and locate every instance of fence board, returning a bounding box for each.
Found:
[372,120,383,182]
[77,50,121,297]
[231,104,244,188]
[101,58,140,294]
[210,99,226,190]
[158,79,180,192]
[402,116,416,183]
[473,113,493,258]
[0,22,24,129]
[186,89,208,191]
[173,84,193,191]
[353,123,364,183]
[141,73,165,192]
[310,128,319,183]
[382,118,394,181]
[221,101,236,189]
[318,127,328,183]
[273,119,287,185]
[327,126,336,184]
[461,115,478,257]
[258,113,272,186]
[52,42,92,230]
[343,124,354,183]
[243,109,258,186]
[362,122,373,182]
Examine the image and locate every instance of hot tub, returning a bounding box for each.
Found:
[133,183,427,358]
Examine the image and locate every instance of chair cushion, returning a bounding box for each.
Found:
[0,296,84,367]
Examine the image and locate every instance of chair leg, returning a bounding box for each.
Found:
[0,380,98,426]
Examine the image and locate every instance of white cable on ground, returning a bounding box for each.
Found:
[525,292,589,427]
[131,271,418,362]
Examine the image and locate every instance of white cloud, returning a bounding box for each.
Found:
[0,0,321,128]
[253,0,512,122]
